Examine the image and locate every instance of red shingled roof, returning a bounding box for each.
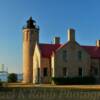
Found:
[39,43,61,58]
[39,43,100,59]
[81,46,100,59]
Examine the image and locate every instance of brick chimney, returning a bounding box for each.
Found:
[96,40,100,47]
[68,28,75,42]
[53,37,60,44]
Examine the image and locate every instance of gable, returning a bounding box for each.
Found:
[39,43,61,58]
[33,43,41,59]
[55,41,90,61]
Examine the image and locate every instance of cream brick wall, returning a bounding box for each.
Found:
[52,41,91,78]
[91,59,100,78]
[33,44,51,83]
[33,43,41,83]
[41,58,51,83]
[51,52,55,77]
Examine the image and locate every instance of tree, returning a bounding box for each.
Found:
[8,73,17,82]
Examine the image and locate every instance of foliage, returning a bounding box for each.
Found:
[8,73,18,83]
[52,76,96,85]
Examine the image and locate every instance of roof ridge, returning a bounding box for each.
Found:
[81,45,96,47]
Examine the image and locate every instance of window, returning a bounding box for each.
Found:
[25,32,28,41]
[30,34,32,42]
[37,68,40,76]
[43,68,48,77]
[78,67,82,77]
[78,51,82,60]
[62,50,67,61]
[37,68,40,82]
[62,67,67,77]
[94,68,98,76]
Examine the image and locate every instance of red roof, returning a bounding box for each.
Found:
[39,43,61,58]
[81,46,100,59]
[39,43,100,59]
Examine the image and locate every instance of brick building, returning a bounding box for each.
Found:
[23,17,100,84]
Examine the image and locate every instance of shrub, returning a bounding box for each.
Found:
[8,73,17,83]
[52,76,96,85]
[0,80,2,86]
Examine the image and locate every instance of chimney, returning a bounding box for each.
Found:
[53,37,60,44]
[96,40,100,47]
[68,28,75,42]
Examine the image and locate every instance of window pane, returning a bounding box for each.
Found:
[62,67,67,77]
[78,51,82,60]
[94,68,98,76]
[78,68,82,77]
[43,68,48,77]
[37,68,40,82]
[62,50,67,61]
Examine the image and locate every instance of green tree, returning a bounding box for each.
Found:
[8,73,17,82]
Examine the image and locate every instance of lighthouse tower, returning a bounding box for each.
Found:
[23,17,39,83]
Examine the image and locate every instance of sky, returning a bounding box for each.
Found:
[0,0,100,73]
